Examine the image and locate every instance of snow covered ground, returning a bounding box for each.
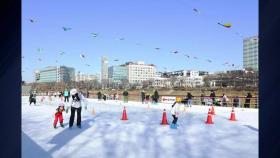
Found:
[22,96,258,158]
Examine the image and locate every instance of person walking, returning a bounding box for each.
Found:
[233,96,239,107]
[210,90,216,105]
[97,91,102,101]
[201,93,206,105]
[68,89,88,129]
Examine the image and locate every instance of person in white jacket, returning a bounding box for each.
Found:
[170,102,180,128]
[68,89,88,129]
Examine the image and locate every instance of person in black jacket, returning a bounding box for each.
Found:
[123,89,129,103]
[187,92,193,107]
[233,96,239,107]
[201,93,205,105]
[244,92,252,108]
[210,90,216,105]
[141,90,145,104]
[97,91,102,101]
[29,90,37,106]
[154,90,159,103]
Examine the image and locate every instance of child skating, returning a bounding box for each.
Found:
[170,102,180,129]
[53,103,65,129]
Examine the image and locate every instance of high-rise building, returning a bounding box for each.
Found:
[101,56,109,84]
[108,66,128,83]
[125,61,156,84]
[243,36,259,71]
[35,66,75,83]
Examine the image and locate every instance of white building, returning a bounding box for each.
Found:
[76,71,99,82]
[153,77,171,88]
[125,61,156,84]
[101,56,109,84]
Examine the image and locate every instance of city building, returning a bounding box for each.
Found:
[125,61,156,84]
[35,66,75,83]
[101,56,109,85]
[243,36,259,71]
[108,66,128,83]
[76,71,99,82]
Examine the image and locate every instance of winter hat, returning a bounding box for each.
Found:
[70,89,78,95]
[59,103,65,107]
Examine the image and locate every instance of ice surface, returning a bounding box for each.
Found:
[22,96,258,158]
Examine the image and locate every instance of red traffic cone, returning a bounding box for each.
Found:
[161,109,169,125]
[121,106,128,120]
[211,105,215,115]
[229,107,237,121]
[205,108,214,124]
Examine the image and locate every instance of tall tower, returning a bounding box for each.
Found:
[101,56,109,88]
[243,36,259,71]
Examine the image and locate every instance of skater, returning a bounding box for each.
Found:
[201,93,206,105]
[170,102,180,129]
[145,94,150,104]
[244,92,252,108]
[64,89,70,103]
[53,103,65,129]
[86,90,90,98]
[123,89,129,103]
[141,90,145,104]
[233,96,239,107]
[153,90,159,104]
[210,90,216,105]
[97,91,102,101]
[187,92,193,107]
[29,90,37,106]
[222,93,229,107]
[69,89,88,129]
[103,94,107,101]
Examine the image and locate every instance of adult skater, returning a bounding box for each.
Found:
[141,90,145,104]
[153,90,159,104]
[244,92,252,108]
[187,92,193,107]
[97,91,102,101]
[69,89,88,129]
[29,90,37,106]
[123,89,129,103]
[222,93,229,107]
[210,90,216,105]
[170,102,180,129]
[64,89,70,103]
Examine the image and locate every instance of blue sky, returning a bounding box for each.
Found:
[22,0,258,82]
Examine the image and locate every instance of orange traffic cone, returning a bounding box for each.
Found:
[161,109,169,125]
[121,106,128,120]
[211,105,215,115]
[205,108,214,124]
[229,107,237,121]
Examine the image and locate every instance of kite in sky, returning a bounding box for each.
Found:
[114,59,119,61]
[37,48,43,53]
[80,54,86,59]
[193,56,198,59]
[193,8,200,14]
[119,38,125,41]
[38,58,42,62]
[155,48,160,50]
[62,27,72,31]
[85,64,91,66]
[217,22,232,28]
[28,19,36,23]
[59,51,65,55]
[171,50,179,54]
[206,59,212,63]
[91,33,98,37]
[184,54,190,58]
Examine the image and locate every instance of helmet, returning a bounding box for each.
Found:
[70,89,78,95]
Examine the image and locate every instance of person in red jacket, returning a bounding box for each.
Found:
[53,103,65,129]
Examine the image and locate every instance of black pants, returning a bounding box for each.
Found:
[69,107,82,127]
[172,115,178,124]
[64,96,69,102]
[141,97,145,103]
[154,98,158,103]
[29,98,36,105]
